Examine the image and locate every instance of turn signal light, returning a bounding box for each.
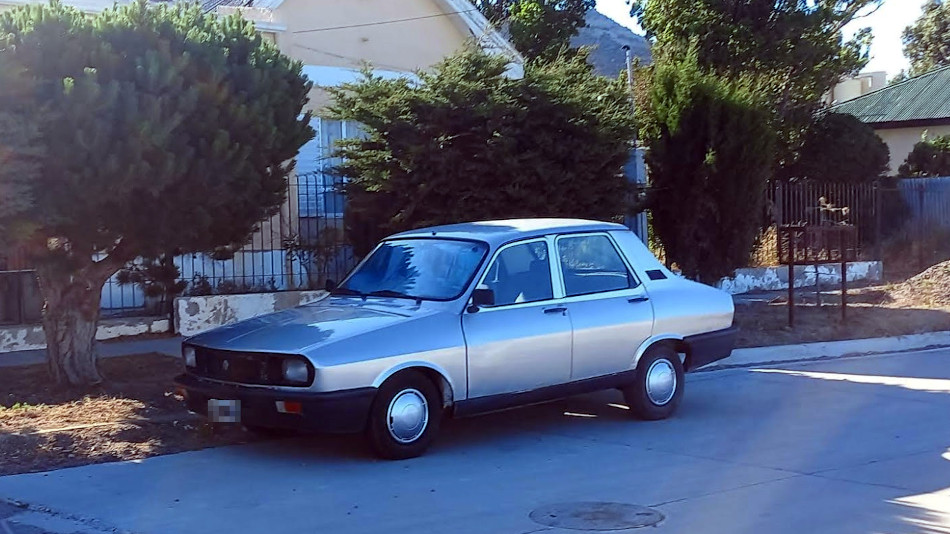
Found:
[276,401,303,414]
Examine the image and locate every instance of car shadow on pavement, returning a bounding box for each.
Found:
[225,357,950,534]
[243,389,640,462]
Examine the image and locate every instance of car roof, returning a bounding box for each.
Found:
[388,218,629,247]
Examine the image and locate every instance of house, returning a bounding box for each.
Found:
[0,0,523,309]
[822,71,887,107]
[212,0,522,251]
[831,66,950,175]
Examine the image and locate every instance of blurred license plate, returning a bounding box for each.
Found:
[208,399,241,423]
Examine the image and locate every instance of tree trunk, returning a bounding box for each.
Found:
[36,266,108,387]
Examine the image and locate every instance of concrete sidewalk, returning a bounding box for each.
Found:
[0,336,182,368]
[704,330,950,370]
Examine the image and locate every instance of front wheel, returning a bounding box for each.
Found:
[365,370,442,460]
[623,345,685,420]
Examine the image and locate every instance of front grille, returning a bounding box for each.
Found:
[191,347,313,387]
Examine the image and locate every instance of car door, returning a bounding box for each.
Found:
[462,238,573,398]
[555,233,654,381]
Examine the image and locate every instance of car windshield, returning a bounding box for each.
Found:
[337,239,488,301]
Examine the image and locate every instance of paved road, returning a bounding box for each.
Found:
[1,349,948,534]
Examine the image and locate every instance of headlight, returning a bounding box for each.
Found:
[281,359,310,385]
[183,346,197,368]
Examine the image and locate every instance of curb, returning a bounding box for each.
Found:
[0,498,123,534]
[699,330,950,371]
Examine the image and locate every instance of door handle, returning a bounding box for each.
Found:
[628,296,650,304]
[543,307,567,314]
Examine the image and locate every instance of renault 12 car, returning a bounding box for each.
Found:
[176,219,737,459]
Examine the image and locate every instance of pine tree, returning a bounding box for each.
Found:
[639,52,776,283]
[0,1,314,386]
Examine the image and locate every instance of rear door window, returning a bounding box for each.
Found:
[557,235,635,297]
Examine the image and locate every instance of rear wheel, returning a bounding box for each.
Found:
[623,345,685,420]
[366,370,442,460]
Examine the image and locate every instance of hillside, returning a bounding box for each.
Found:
[572,10,651,77]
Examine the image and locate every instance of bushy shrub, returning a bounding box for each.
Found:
[639,52,776,283]
[329,47,637,255]
[786,112,890,182]
[899,135,950,178]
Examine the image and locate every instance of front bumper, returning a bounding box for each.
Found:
[684,326,738,371]
[175,374,376,434]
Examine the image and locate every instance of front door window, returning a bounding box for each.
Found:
[481,240,553,306]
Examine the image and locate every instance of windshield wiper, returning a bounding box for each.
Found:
[365,289,418,300]
[330,287,365,297]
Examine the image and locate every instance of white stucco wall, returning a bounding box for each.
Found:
[877,125,950,175]
[0,317,170,354]
[717,261,883,295]
[175,290,329,337]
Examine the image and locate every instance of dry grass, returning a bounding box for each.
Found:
[748,226,779,267]
[0,354,255,476]
[735,275,950,348]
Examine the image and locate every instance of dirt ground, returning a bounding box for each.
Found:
[735,282,950,348]
[0,354,255,476]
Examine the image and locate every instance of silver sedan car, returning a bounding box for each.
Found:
[176,219,736,459]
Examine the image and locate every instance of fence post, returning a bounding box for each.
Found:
[774,181,783,227]
[787,227,795,328]
[840,260,847,323]
[874,178,882,262]
[918,182,926,270]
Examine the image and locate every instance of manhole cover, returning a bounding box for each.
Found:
[529,502,663,531]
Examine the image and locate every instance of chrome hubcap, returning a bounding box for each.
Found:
[387,388,428,443]
[646,359,677,406]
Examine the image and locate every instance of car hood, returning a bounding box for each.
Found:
[186,297,438,354]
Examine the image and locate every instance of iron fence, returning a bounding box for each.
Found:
[15,174,946,326]
[772,181,878,250]
[1,173,358,323]
[0,270,43,326]
[101,172,357,315]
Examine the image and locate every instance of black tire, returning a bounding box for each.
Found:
[623,344,685,420]
[366,370,442,460]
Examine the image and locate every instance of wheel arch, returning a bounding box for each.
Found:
[633,334,689,369]
[372,362,456,409]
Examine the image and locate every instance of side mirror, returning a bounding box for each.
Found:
[468,288,494,312]
[324,279,337,291]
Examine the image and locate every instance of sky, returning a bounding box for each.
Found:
[594,0,928,80]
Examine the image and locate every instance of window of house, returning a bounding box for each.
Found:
[296,118,363,235]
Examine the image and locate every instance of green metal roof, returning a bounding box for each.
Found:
[830,65,950,125]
